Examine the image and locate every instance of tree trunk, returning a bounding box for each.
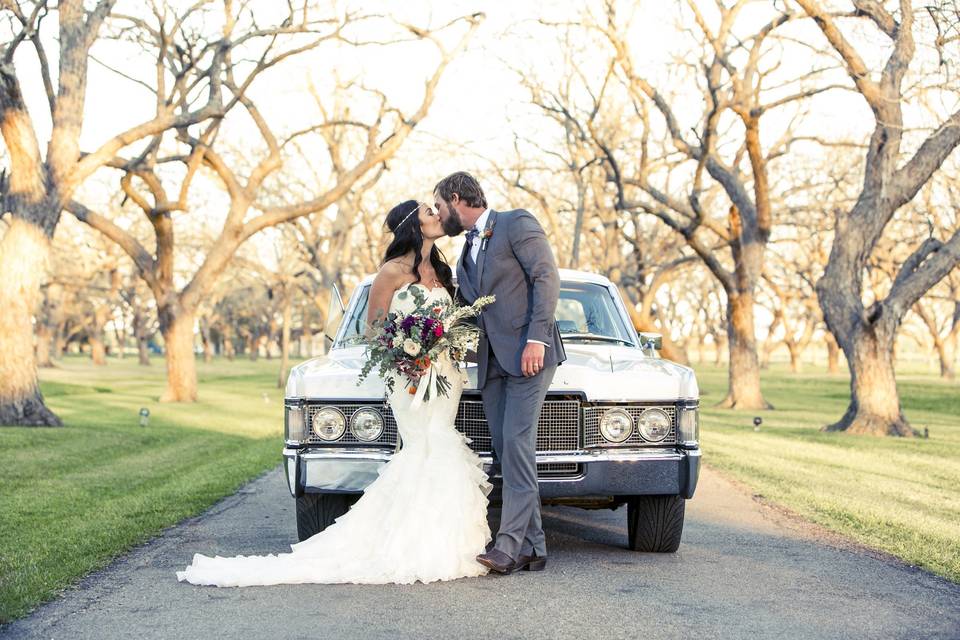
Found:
[133,307,151,366]
[827,325,913,436]
[713,332,726,367]
[0,219,62,426]
[90,335,107,366]
[787,342,801,373]
[934,340,955,380]
[278,298,293,388]
[160,308,198,402]
[54,320,67,360]
[36,323,54,368]
[199,317,214,364]
[248,334,259,361]
[718,292,772,409]
[222,326,236,361]
[825,333,841,374]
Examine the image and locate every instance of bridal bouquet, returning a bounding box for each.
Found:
[358,287,495,404]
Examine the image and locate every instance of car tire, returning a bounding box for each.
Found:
[626,495,685,552]
[296,492,360,541]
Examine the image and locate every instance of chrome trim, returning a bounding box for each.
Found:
[285,446,685,465]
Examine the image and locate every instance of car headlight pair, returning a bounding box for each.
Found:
[599,407,671,443]
[312,407,384,442]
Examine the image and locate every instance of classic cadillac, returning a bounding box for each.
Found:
[283,269,701,552]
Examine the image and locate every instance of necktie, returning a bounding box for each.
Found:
[464,227,479,264]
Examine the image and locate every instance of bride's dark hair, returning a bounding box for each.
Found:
[382,200,454,296]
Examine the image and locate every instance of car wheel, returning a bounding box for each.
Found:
[296,492,360,541]
[626,495,685,552]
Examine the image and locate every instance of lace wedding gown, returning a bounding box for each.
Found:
[177,284,492,586]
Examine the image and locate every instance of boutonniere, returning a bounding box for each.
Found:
[480,227,493,251]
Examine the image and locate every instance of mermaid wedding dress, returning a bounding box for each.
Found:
[177,284,492,586]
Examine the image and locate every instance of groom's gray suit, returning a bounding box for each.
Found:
[456,208,565,560]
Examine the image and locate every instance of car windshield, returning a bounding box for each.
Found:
[337,280,636,348]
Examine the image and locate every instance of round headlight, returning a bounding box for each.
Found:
[638,408,671,442]
[599,408,633,443]
[312,407,346,441]
[350,407,384,442]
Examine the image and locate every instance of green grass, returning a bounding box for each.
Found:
[696,363,960,583]
[0,357,288,623]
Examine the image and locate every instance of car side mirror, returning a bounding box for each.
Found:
[638,332,662,357]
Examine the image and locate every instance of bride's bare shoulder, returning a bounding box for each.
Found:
[371,260,411,291]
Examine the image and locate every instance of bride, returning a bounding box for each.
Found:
[177,200,492,586]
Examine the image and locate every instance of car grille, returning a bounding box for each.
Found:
[454,397,581,455]
[583,403,677,447]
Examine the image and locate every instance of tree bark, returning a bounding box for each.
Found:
[787,343,801,373]
[826,324,912,436]
[825,333,841,374]
[718,292,772,409]
[199,316,214,363]
[222,325,236,361]
[0,219,61,426]
[934,340,955,380]
[159,307,197,402]
[35,323,54,368]
[133,305,151,366]
[89,335,107,366]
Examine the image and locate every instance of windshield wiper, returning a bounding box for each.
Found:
[561,333,634,345]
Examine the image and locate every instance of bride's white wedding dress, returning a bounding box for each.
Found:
[177,284,492,586]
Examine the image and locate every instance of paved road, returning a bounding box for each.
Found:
[3,466,959,640]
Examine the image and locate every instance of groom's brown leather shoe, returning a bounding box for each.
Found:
[476,549,515,574]
[515,552,547,572]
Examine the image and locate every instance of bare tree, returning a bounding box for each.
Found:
[0,0,229,425]
[70,7,483,401]
[797,0,960,435]
[561,1,849,408]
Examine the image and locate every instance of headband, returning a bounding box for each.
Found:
[395,202,421,230]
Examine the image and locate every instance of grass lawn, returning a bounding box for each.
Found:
[696,362,960,584]
[0,356,288,623]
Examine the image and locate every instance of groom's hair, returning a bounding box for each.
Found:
[434,171,487,209]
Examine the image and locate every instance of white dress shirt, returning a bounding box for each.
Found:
[469,209,548,348]
[468,208,491,264]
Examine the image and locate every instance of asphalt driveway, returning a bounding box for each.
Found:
[3,466,958,640]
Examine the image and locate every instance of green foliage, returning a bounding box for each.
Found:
[0,357,285,623]
[696,363,960,584]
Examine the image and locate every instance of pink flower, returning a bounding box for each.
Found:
[434,325,443,337]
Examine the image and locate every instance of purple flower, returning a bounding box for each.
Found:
[400,315,416,331]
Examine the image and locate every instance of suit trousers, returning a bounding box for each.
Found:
[482,346,555,559]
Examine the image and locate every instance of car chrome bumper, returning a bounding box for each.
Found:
[283,446,701,500]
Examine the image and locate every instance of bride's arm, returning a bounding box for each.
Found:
[365,263,405,338]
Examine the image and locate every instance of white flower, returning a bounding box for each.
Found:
[402,339,421,356]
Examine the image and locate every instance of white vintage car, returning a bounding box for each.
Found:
[283,269,701,552]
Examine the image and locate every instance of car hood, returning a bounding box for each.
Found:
[286,343,698,401]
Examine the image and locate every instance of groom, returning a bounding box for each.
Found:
[434,171,566,574]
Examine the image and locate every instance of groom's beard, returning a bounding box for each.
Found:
[441,208,465,236]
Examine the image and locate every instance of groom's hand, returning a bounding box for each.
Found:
[521,342,545,377]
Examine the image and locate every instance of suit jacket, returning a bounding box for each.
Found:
[456,209,566,384]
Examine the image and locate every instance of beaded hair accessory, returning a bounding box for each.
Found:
[394,202,421,230]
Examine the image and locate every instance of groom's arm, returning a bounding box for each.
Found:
[508,210,560,347]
